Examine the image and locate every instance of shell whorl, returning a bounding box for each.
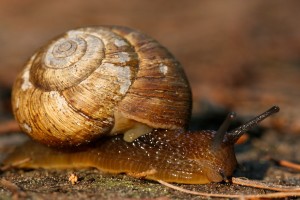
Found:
[12,26,192,147]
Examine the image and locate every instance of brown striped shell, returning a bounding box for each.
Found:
[12,26,192,147]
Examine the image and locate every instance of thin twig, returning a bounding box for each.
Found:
[158,179,300,199]
[0,120,20,134]
[232,177,300,192]
[0,146,16,153]
[0,178,27,198]
[271,158,300,171]
[235,133,249,145]
[158,180,241,198]
[1,157,31,171]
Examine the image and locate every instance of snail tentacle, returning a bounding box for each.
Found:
[227,106,280,143]
[212,112,236,149]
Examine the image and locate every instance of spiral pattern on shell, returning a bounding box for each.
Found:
[12,26,192,147]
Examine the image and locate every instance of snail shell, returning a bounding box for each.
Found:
[12,26,192,147]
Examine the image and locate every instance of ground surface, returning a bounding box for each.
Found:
[0,0,300,199]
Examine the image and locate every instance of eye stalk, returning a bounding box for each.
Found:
[212,112,236,149]
[213,106,280,148]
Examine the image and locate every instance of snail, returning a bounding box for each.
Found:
[3,26,280,184]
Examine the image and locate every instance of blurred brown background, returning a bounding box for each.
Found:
[1,0,300,133]
[0,1,300,199]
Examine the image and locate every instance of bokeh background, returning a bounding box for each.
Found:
[1,0,300,132]
[1,1,300,199]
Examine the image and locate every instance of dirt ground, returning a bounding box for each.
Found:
[1,0,300,199]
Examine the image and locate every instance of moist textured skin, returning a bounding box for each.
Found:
[3,129,237,184]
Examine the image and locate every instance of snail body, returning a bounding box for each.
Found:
[4,130,236,184]
[12,26,192,147]
[4,106,279,184]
